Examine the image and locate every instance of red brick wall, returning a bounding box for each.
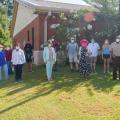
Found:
[13,14,61,50]
[13,15,45,50]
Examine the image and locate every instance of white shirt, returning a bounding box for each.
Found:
[87,42,100,57]
[12,49,26,65]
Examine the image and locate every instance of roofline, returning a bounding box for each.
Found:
[11,0,19,38]
[15,0,99,12]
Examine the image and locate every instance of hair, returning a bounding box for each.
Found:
[103,39,110,48]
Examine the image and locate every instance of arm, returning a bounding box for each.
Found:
[22,51,26,64]
[53,48,56,63]
[102,45,104,60]
[43,48,46,63]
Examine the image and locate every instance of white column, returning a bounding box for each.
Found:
[44,11,52,43]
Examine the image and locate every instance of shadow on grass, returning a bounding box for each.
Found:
[0,65,120,114]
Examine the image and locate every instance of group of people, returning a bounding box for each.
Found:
[0,35,120,82]
[67,35,120,80]
[0,41,33,81]
[43,35,120,81]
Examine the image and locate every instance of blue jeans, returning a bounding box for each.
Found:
[0,64,8,80]
[7,61,13,75]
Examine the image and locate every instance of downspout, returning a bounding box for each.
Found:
[44,11,52,43]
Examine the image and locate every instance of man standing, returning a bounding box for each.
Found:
[110,36,120,80]
[12,43,26,81]
[87,38,100,72]
[67,37,78,72]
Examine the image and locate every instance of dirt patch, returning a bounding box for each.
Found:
[112,94,120,101]
[79,103,112,116]
[59,95,71,101]
[72,100,112,116]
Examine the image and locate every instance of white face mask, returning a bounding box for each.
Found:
[116,39,120,43]
[105,41,109,44]
[7,47,10,50]
[71,40,74,43]
[16,46,20,50]
[0,48,3,51]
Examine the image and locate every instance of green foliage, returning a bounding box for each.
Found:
[85,0,119,14]
[0,0,13,17]
[0,7,12,47]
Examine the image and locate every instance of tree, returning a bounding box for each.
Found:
[0,6,12,47]
[84,0,119,14]
[0,0,13,18]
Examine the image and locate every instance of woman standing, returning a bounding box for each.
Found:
[79,39,91,80]
[102,39,111,73]
[0,44,8,80]
[12,43,26,81]
[5,46,13,75]
[43,41,56,81]
[24,41,33,72]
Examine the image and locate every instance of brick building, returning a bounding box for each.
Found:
[12,0,96,65]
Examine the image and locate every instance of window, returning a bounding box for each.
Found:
[32,27,34,49]
[27,30,30,41]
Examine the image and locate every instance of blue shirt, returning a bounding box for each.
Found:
[0,51,6,66]
[103,48,110,55]
[67,42,78,55]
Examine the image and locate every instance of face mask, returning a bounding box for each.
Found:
[105,41,108,44]
[0,48,3,51]
[16,46,19,50]
[7,47,10,50]
[71,40,74,43]
[116,39,120,43]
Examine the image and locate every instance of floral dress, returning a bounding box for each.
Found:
[79,47,91,74]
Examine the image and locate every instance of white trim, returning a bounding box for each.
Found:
[16,0,98,12]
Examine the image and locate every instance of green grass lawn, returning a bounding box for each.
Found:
[0,65,120,120]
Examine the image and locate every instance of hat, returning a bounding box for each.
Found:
[80,39,89,48]
[0,44,3,48]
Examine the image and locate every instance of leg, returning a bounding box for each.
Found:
[9,62,13,74]
[29,62,33,72]
[7,61,13,75]
[112,58,117,80]
[18,64,23,80]
[93,57,97,72]
[3,64,8,80]
[69,55,73,71]
[46,62,52,81]
[106,58,110,73]
[28,62,32,72]
[103,58,107,73]
[14,65,19,81]
[0,66,2,80]
[74,55,78,71]
[90,57,94,72]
